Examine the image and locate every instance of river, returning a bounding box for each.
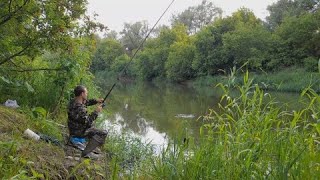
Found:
[98,81,301,149]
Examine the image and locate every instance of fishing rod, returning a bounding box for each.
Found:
[102,0,175,107]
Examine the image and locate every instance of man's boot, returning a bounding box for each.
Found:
[81,134,106,159]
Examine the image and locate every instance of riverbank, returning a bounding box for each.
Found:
[0,106,108,179]
[0,104,154,179]
[96,68,320,93]
[192,68,320,93]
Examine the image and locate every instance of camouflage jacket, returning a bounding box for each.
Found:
[67,99,99,137]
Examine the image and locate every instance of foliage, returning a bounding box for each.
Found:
[274,11,320,63]
[0,141,30,179]
[222,19,272,70]
[93,5,319,83]
[91,38,125,72]
[133,24,188,81]
[2,0,318,118]
[0,0,106,66]
[266,0,320,30]
[251,68,320,92]
[104,132,154,178]
[192,8,265,75]
[120,21,150,52]
[111,54,135,77]
[192,17,234,76]
[0,37,98,114]
[304,56,320,72]
[104,30,119,40]
[171,0,222,34]
[165,41,196,81]
[135,48,162,80]
[192,68,320,93]
[0,0,107,115]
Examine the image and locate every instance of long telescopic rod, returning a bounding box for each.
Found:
[102,0,175,106]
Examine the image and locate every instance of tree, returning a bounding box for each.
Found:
[150,24,170,38]
[134,37,169,80]
[171,0,222,34]
[164,25,195,81]
[111,54,134,76]
[268,10,320,68]
[192,8,261,75]
[266,0,320,30]
[165,42,196,81]
[193,24,226,76]
[222,24,272,70]
[119,21,149,52]
[91,38,124,72]
[134,24,188,80]
[221,9,272,70]
[0,0,107,67]
[104,30,118,40]
[192,8,270,76]
[0,37,98,111]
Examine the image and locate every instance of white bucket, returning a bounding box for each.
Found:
[24,129,40,141]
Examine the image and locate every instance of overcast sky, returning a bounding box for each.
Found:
[87,0,278,32]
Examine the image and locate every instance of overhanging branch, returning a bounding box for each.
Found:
[0,44,30,66]
[7,67,65,72]
[0,0,30,26]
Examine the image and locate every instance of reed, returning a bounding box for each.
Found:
[193,68,320,93]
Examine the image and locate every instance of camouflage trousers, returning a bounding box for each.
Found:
[83,127,108,144]
[69,127,108,145]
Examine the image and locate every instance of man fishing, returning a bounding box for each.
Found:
[66,0,175,160]
[67,85,108,159]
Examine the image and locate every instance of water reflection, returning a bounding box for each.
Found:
[98,82,221,148]
[98,82,302,148]
[101,112,168,151]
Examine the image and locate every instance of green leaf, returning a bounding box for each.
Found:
[0,76,12,84]
[318,59,320,73]
[32,107,47,119]
[25,82,35,92]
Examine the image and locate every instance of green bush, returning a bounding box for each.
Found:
[304,56,318,72]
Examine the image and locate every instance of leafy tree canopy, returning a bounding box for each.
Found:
[266,0,320,30]
[120,21,149,52]
[171,0,222,34]
[0,0,107,67]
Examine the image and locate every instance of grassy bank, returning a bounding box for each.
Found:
[0,106,63,179]
[0,103,157,179]
[0,106,108,179]
[193,68,320,93]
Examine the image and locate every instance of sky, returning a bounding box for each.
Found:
[87,0,279,33]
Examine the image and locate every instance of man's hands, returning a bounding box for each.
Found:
[97,98,104,103]
[95,104,103,113]
[95,98,104,113]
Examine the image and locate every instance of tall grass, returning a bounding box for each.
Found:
[193,68,320,93]
[103,132,155,179]
[252,68,320,92]
[121,71,320,179]
[0,141,29,179]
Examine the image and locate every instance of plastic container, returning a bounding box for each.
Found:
[24,129,40,141]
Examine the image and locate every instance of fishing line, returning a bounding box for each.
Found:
[102,0,175,105]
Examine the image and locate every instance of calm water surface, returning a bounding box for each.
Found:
[98,82,301,148]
